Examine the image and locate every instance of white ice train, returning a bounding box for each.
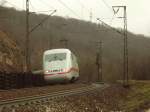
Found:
[43,49,79,83]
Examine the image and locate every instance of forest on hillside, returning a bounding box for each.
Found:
[0,6,150,82]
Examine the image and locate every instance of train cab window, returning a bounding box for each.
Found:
[45,53,66,62]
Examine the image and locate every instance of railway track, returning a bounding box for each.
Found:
[0,83,108,111]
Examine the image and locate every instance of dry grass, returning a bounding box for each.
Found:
[119,80,150,111]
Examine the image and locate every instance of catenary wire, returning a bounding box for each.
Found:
[57,0,81,19]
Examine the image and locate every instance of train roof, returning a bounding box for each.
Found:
[44,49,71,54]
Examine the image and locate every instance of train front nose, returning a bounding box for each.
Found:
[44,69,70,83]
[44,74,69,83]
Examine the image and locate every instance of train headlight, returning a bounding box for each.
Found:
[63,68,66,72]
[45,70,49,73]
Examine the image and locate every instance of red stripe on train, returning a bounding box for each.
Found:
[45,67,79,76]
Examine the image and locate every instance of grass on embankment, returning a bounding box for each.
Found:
[118,80,150,111]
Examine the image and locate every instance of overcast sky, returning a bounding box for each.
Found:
[1,0,150,37]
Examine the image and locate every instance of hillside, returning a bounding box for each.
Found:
[0,30,23,72]
[0,6,150,81]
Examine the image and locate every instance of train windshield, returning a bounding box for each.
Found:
[45,53,66,62]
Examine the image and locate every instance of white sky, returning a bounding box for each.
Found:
[1,0,150,36]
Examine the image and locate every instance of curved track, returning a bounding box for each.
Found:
[0,83,109,111]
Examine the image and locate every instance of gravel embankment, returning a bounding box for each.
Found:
[1,81,149,112]
[3,84,127,112]
[0,83,87,100]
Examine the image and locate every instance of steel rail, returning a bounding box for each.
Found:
[0,84,108,110]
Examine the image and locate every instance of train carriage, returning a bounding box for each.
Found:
[43,49,79,83]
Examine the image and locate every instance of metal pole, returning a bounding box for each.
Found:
[120,6,128,86]
[112,6,129,87]
[96,41,103,82]
[26,0,30,72]
[99,41,103,82]
[124,6,128,86]
[25,4,56,72]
